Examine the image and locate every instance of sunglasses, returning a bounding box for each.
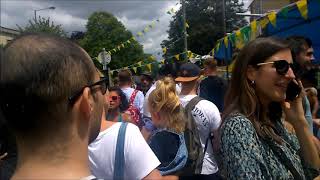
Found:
[109,96,120,101]
[68,78,108,105]
[257,60,294,75]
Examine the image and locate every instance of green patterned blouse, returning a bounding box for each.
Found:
[220,113,319,180]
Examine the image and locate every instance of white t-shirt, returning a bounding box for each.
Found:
[143,81,182,117]
[179,95,221,175]
[88,123,160,179]
[121,87,145,114]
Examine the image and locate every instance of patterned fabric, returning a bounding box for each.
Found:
[220,113,319,180]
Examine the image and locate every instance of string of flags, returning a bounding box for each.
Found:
[108,50,201,76]
[207,0,311,58]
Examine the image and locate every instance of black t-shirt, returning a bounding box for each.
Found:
[199,76,228,112]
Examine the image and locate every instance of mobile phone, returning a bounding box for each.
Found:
[286,80,301,101]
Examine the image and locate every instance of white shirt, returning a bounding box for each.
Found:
[143,81,182,118]
[88,123,160,179]
[121,87,145,114]
[179,95,221,175]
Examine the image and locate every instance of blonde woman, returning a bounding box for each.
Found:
[148,77,187,176]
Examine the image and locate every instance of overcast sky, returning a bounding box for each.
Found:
[1,0,249,59]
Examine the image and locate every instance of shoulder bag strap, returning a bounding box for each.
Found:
[129,90,138,106]
[185,96,203,112]
[113,122,128,180]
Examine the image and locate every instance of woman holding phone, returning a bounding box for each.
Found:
[220,37,320,179]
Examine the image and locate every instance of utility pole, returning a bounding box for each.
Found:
[222,0,229,80]
[181,0,188,61]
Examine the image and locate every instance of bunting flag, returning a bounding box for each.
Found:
[259,18,269,29]
[131,37,136,40]
[143,27,149,33]
[127,40,131,43]
[137,32,143,36]
[296,0,308,19]
[121,44,125,48]
[160,59,165,64]
[187,50,193,58]
[240,26,251,43]
[132,67,137,73]
[280,7,289,19]
[224,36,228,47]
[137,61,142,67]
[211,48,215,56]
[185,22,189,28]
[250,20,257,40]
[146,64,152,72]
[117,46,121,50]
[215,41,220,51]
[149,55,156,61]
[162,47,167,54]
[174,54,180,61]
[235,30,243,49]
[268,11,277,27]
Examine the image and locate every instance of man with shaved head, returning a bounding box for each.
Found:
[0,33,107,179]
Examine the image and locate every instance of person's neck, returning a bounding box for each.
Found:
[12,140,91,179]
[208,71,217,76]
[180,87,197,96]
[107,109,120,120]
[120,84,131,88]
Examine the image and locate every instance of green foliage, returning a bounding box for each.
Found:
[162,0,247,59]
[80,12,145,70]
[17,16,67,37]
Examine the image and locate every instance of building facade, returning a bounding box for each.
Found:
[249,0,298,14]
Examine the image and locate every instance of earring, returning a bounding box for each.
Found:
[251,80,255,85]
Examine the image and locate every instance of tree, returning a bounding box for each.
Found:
[17,16,66,37]
[80,12,145,70]
[161,0,247,59]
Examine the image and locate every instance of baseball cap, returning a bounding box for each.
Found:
[175,63,201,82]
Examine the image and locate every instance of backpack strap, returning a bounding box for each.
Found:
[185,96,203,112]
[129,90,138,106]
[203,132,213,154]
[113,122,128,180]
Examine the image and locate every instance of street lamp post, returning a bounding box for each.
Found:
[34,6,56,22]
[98,48,112,86]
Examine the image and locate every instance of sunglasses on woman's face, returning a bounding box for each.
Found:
[109,96,120,101]
[257,60,294,75]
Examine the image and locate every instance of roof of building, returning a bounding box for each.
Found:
[0,26,20,35]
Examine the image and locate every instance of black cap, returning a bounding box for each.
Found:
[175,63,201,82]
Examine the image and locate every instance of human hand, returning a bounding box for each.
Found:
[282,80,307,127]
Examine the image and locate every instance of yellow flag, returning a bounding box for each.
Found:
[110,70,114,76]
[235,30,243,49]
[127,40,131,43]
[259,18,269,29]
[117,46,121,50]
[185,22,189,28]
[132,67,137,73]
[146,64,152,72]
[187,50,193,58]
[137,32,143,36]
[137,61,142,67]
[211,48,215,56]
[160,59,165,64]
[150,56,156,61]
[268,11,277,27]
[121,44,125,48]
[174,54,180,61]
[216,41,220,51]
[250,20,257,40]
[224,36,228,47]
[131,37,136,40]
[162,47,167,54]
[297,0,308,19]
[144,27,149,33]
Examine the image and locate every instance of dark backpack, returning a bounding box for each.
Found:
[178,96,210,176]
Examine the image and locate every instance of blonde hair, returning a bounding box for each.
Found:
[148,77,185,133]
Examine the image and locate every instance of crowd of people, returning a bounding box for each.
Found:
[0,33,320,180]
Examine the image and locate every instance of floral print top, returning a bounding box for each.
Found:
[220,113,319,180]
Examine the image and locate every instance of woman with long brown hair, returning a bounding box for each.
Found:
[220,37,320,179]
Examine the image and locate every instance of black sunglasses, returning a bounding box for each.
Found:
[257,60,294,75]
[68,78,108,105]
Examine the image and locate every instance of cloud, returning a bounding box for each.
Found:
[1,0,179,59]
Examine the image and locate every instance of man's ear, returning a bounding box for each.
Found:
[78,87,93,120]
[247,65,257,82]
